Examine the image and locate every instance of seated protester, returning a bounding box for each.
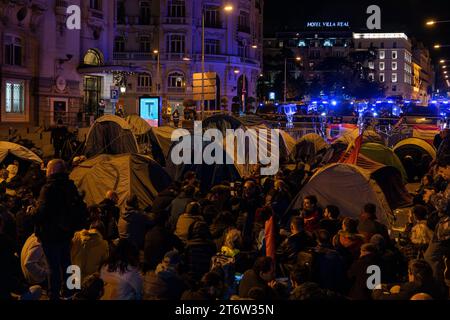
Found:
[98,191,120,242]
[424,193,450,284]
[313,229,346,293]
[0,169,8,197]
[71,220,109,282]
[415,174,434,197]
[299,195,322,233]
[238,256,278,299]
[209,211,235,251]
[347,243,382,300]
[168,185,196,231]
[319,205,342,239]
[370,234,405,284]
[280,216,315,265]
[333,217,366,266]
[373,259,448,300]
[357,203,390,243]
[72,273,104,300]
[209,185,232,212]
[184,221,216,282]
[0,215,41,300]
[181,271,225,300]
[174,202,204,243]
[118,195,154,250]
[143,250,186,300]
[20,233,49,286]
[100,239,143,300]
[143,213,184,272]
[220,228,244,270]
[5,164,22,192]
[151,183,179,216]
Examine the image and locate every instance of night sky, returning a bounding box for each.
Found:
[264,0,450,61]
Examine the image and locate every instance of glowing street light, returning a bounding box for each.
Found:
[426,19,450,27]
[223,4,233,12]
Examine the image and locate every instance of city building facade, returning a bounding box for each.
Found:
[352,33,413,100]
[0,0,263,128]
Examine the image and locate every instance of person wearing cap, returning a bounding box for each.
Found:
[143,250,186,300]
[174,202,204,243]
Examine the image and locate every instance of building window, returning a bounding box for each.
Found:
[392,85,397,92]
[392,73,397,83]
[4,81,24,114]
[115,37,125,52]
[4,35,23,66]
[237,41,248,57]
[140,36,151,52]
[368,61,375,69]
[140,1,151,25]
[358,43,362,49]
[368,73,374,81]
[392,61,397,71]
[90,0,101,10]
[167,34,185,53]
[380,42,384,48]
[392,51,398,59]
[117,1,126,24]
[393,42,397,48]
[238,11,250,33]
[205,6,221,28]
[379,62,385,71]
[138,74,152,88]
[205,39,220,55]
[168,72,185,88]
[379,73,385,82]
[168,0,185,17]
[379,50,385,59]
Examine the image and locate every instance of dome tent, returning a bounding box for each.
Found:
[287,163,412,226]
[84,115,139,158]
[0,141,43,178]
[70,154,171,211]
[202,114,245,135]
[289,133,329,164]
[360,143,408,182]
[393,138,436,182]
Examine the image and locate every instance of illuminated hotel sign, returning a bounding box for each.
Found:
[306,21,350,28]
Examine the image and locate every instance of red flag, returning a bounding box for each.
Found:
[343,134,363,165]
[265,214,276,265]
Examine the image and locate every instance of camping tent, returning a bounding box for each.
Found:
[202,114,245,134]
[289,133,329,164]
[393,138,436,182]
[70,153,172,210]
[360,143,408,182]
[288,163,412,225]
[0,141,43,166]
[393,138,436,161]
[85,115,139,158]
[165,134,241,191]
[125,114,152,136]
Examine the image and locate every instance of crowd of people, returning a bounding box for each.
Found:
[0,132,450,301]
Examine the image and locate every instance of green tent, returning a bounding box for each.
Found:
[360,143,408,182]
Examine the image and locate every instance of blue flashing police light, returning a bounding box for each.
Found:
[323,101,329,104]
[373,112,378,117]
[331,100,337,106]
[321,112,326,116]
[431,100,438,104]
[376,101,382,104]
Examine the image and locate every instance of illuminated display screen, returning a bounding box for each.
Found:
[139,97,160,127]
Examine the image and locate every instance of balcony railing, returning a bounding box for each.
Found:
[164,16,187,25]
[117,15,153,26]
[113,52,153,60]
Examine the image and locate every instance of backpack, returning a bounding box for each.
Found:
[210,253,236,285]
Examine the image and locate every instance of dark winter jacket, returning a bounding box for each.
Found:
[33,173,88,244]
[118,207,154,249]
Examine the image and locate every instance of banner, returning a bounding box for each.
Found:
[412,125,440,144]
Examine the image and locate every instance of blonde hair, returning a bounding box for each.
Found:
[224,228,242,249]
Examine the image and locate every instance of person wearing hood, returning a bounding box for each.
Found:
[333,217,366,266]
[118,195,154,250]
[174,202,204,243]
[20,233,49,286]
[143,250,186,300]
[71,220,109,282]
